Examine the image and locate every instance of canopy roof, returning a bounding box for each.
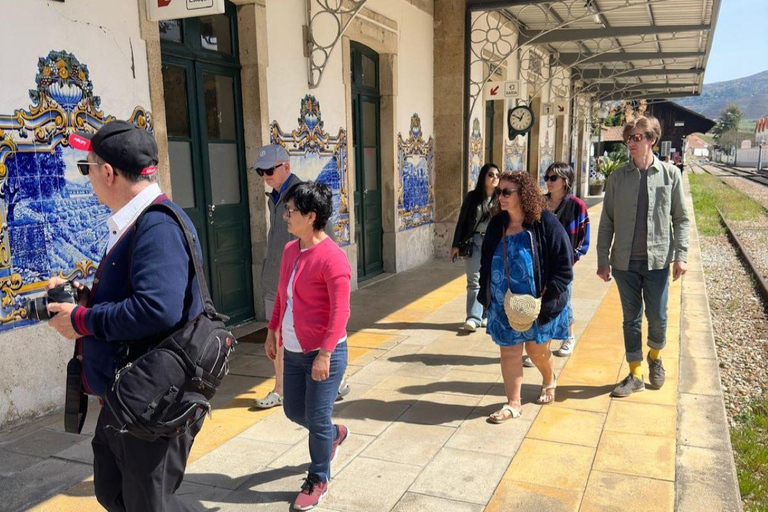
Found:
[468,0,722,102]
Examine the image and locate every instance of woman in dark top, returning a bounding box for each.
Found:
[450,163,499,332]
[544,162,590,356]
[479,171,573,422]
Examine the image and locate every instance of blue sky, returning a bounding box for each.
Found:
[704,0,768,84]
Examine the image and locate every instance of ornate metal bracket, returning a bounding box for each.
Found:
[305,0,370,89]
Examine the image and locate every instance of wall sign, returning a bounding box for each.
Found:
[484,80,521,101]
[504,81,520,98]
[483,81,505,101]
[147,0,225,22]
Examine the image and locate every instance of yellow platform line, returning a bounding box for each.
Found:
[487,273,683,511]
[27,276,466,511]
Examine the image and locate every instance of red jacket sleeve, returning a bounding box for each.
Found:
[320,248,352,352]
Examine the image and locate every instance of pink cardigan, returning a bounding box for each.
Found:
[268,237,351,353]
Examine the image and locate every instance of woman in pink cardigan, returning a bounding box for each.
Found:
[264,181,351,511]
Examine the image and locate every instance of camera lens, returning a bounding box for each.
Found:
[25,296,51,321]
[23,283,79,322]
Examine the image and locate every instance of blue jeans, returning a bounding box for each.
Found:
[612,260,669,363]
[283,342,347,482]
[465,233,485,323]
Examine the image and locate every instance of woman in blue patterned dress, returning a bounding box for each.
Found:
[478,171,573,422]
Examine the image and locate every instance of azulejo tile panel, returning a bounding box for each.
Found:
[505,134,527,172]
[397,113,434,231]
[538,131,554,187]
[0,50,152,331]
[468,118,483,190]
[269,95,350,245]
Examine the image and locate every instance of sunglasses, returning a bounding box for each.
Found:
[625,133,647,143]
[486,171,500,178]
[76,160,98,176]
[544,175,560,182]
[495,187,519,198]
[255,163,284,177]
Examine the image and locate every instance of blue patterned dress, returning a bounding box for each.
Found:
[486,232,570,346]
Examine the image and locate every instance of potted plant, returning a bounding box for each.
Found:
[589,175,605,196]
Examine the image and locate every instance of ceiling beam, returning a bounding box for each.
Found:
[580,68,704,80]
[557,51,706,66]
[598,91,697,101]
[519,24,710,45]
[467,0,552,10]
[583,82,701,93]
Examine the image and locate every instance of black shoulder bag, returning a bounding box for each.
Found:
[457,213,484,258]
[104,203,237,441]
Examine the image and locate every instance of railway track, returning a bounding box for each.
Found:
[715,207,768,306]
[695,161,768,187]
[689,163,768,305]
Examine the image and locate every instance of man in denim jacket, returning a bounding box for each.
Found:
[597,115,690,397]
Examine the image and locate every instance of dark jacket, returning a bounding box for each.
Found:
[451,190,494,248]
[71,197,204,398]
[478,210,574,325]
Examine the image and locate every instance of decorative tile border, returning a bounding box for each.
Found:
[0,50,152,331]
[505,134,527,172]
[269,95,350,245]
[468,117,483,190]
[538,131,554,187]
[396,113,434,231]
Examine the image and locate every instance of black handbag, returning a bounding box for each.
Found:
[104,203,237,441]
[458,216,483,258]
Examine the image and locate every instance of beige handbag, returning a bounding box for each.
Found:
[502,230,542,332]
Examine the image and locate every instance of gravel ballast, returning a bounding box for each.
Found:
[693,170,768,422]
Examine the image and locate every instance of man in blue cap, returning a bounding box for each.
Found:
[251,144,350,409]
[48,121,204,512]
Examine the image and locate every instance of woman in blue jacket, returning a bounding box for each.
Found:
[479,170,573,423]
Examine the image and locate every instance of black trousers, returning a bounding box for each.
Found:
[92,407,202,512]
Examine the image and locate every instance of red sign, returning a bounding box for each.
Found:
[490,86,499,97]
[158,0,171,6]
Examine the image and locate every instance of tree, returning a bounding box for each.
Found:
[711,104,742,152]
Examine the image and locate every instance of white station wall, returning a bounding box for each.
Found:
[264,0,435,272]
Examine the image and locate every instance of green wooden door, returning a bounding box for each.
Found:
[159,5,254,325]
[351,43,383,279]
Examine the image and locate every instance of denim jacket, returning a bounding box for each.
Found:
[597,156,689,271]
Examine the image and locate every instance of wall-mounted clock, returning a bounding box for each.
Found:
[507,105,535,139]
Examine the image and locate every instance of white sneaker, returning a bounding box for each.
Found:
[556,337,575,356]
[481,318,487,328]
[522,355,535,368]
[463,320,479,332]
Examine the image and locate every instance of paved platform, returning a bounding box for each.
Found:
[0,188,741,511]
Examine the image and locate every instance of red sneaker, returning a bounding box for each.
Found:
[294,474,328,511]
[330,424,349,464]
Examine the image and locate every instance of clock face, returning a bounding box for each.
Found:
[508,106,534,133]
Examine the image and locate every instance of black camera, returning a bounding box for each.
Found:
[25,283,80,321]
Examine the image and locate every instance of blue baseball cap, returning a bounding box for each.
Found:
[253,144,290,170]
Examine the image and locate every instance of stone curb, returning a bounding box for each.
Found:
[675,175,742,512]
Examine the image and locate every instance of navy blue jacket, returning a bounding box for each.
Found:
[478,210,573,325]
[71,197,204,398]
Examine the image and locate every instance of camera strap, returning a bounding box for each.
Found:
[127,201,222,321]
[64,344,88,434]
